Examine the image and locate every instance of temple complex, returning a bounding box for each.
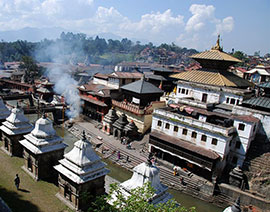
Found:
[36,80,54,102]
[0,103,33,156]
[110,155,172,206]
[19,114,67,180]
[54,131,109,211]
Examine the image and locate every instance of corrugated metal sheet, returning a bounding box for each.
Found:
[170,69,252,87]
[191,49,241,63]
[121,79,163,94]
[242,97,270,109]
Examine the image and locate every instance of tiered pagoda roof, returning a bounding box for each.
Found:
[0,98,10,121]
[124,120,138,133]
[103,107,118,124]
[171,36,252,88]
[19,114,67,154]
[54,131,109,184]
[112,113,129,130]
[0,104,33,135]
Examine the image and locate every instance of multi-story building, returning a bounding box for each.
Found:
[148,36,259,181]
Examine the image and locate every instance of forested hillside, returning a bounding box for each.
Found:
[0,32,197,65]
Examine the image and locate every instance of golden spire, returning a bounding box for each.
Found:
[211,34,223,51]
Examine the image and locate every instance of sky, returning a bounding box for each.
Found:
[0,0,269,55]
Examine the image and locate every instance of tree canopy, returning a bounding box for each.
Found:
[87,182,196,212]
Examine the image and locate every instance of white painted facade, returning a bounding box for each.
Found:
[151,107,259,168]
[175,83,246,106]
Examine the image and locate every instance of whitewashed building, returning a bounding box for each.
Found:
[19,114,67,180]
[0,104,33,156]
[150,105,259,180]
[54,131,109,211]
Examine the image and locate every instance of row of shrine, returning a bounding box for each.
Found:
[0,98,194,211]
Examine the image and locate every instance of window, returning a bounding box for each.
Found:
[186,89,189,95]
[232,156,238,164]
[191,131,197,138]
[238,123,245,131]
[236,100,240,105]
[173,126,179,132]
[181,88,185,94]
[182,129,188,135]
[157,120,162,127]
[122,79,126,85]
[165,123,170,129]
[178,88,181,93]
[226,98,230,103]
[202,93,208,103]
[212,138,218,145]
[230,98,236,105]
[201,135,207,142]
[235,141,241,149]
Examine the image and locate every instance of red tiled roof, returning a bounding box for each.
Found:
[80,95,107,107]
[94,73,109,79]
[79,82,112,97]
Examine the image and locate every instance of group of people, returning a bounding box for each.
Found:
[116,150,130,163]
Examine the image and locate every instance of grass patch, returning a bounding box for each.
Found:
[0,143,73,212]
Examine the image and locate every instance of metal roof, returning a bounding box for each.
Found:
[191,49,241,63]
[242,97,270,109]
[170,69,252,88]
[121,79,164,94]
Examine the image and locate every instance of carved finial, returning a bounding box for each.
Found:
[82,130,86,140]
[231,197,241,212]
[211,34,223,51]
[147,152,153,166]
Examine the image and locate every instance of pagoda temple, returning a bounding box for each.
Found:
[54,131,109,211]
[110,154,172,206]
[111,75,165,134]
[112,113,129,140]
[102,107,118,135]
[0,103,33,156]
[19,114,67,181]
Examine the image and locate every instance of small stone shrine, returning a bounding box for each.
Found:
[110,154,172,205]
[54,131,109,211]
[124,120,138,139]
[229,165,244,188]
[102,107,118,135]
[0,103,33,156]
[19,114,67,181]
[112,113,129,140]
[223,197,241,212]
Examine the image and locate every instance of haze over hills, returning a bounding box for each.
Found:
[0,27,150,45]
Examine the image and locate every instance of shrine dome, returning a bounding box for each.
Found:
[31,114,56,138]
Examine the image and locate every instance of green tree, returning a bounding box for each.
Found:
[106,182,196,212]
[232,51,246,61]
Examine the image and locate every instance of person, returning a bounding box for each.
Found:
[126,155,129,162]
[14,174,20,190]
[117,151,121,160]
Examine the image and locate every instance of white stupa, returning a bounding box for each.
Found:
[111,155,173,205]
[54,130,109,184]
[223,197,241,212]
[19,114,68,180]
[54,131,109,210]
[0,103,33,156]
[0,98,10,121]
[0,103,33,136]
[20,113,67,154]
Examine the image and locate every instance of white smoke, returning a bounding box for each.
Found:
[46,66,82,119]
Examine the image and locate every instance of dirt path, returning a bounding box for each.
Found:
[0,147,72,212]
